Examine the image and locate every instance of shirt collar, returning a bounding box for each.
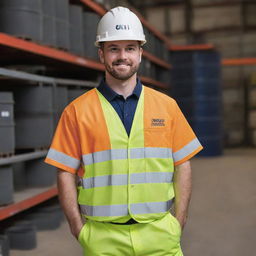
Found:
[97,78,142,102]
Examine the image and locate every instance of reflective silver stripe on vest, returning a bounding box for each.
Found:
[46,148,80,170]
[79,199,173,217]
[80,204,129,217]
[83,149,127,166]
[83,174,128,188]
[130,148,172,159]
[130,199,174,214]
[130,172,173,184]
[83,147,172,166]
[82,172,173,189]
[173,138,202,162]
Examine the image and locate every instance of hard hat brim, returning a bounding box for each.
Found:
[95,37,147,47]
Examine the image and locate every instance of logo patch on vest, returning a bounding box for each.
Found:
[116,25,130,30]
[151,119,165,127]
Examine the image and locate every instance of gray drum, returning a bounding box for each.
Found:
[0,0,41,41]
[0,165,13,206]
[69,5,84,56]
[25,157,57,187]
[13,84,54,149]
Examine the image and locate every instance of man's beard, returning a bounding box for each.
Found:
[105,59,139,81]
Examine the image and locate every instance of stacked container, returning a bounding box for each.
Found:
[0,0,41,42]
[55,0,70,51]
[52,85,68,126]
[83,11,100,60]
[12,84,54,149]
[5,221,37,250]
[0,234,9,256]
[69,5,84,56]
[170,50,223,156]
[0,165,14,206]
[41,0,56,47]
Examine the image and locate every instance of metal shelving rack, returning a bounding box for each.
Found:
[0,0,173,221]
[0,68,98,221]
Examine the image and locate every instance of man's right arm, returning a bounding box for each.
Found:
[57,169,84,239]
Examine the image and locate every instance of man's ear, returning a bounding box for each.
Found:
[98,48,104,64]
[139,47,143,63]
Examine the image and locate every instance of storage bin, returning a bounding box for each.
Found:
[0,0,41,41]
[0,92,15,154]
[0,165,13,206]
[6,221,37,250]
[25,158,57,187]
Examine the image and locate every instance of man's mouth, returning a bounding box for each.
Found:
[113,60,131,66]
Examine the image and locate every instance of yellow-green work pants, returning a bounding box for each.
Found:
[78,213,183,256]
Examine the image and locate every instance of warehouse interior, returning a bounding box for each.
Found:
[0,0,255,255]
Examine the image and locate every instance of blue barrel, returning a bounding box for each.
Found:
[170,50,223,156]
[197,136,223,156]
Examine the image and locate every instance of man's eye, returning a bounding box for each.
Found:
[110,48,118,52]
[127,47,135,51]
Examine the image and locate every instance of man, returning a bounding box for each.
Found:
[45,6,203,256]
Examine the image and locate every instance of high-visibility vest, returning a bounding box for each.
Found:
[46,86,202,223]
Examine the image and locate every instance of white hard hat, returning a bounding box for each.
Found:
[95,6,146,47]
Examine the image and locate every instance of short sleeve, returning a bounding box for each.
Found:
[45,106,81,174]
[171,101,203,165]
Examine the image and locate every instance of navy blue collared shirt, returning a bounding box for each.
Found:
[97,79,142,136]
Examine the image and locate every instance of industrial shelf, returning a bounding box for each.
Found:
[170,44,215,51]
[222,58,256,66]
[143,51,171,69]
[140,76,168,89]
[0,186,58,221]
[0,33,168,89]
[0,67,97,87]
[0,33,104,71]
[0,151,47,166]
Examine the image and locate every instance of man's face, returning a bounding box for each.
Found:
[98,40,142,81]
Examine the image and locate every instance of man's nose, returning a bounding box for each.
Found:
[118,48,127,59]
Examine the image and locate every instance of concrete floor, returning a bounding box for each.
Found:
[10,148,256,256]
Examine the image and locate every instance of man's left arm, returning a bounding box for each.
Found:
[173,160,192,230]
